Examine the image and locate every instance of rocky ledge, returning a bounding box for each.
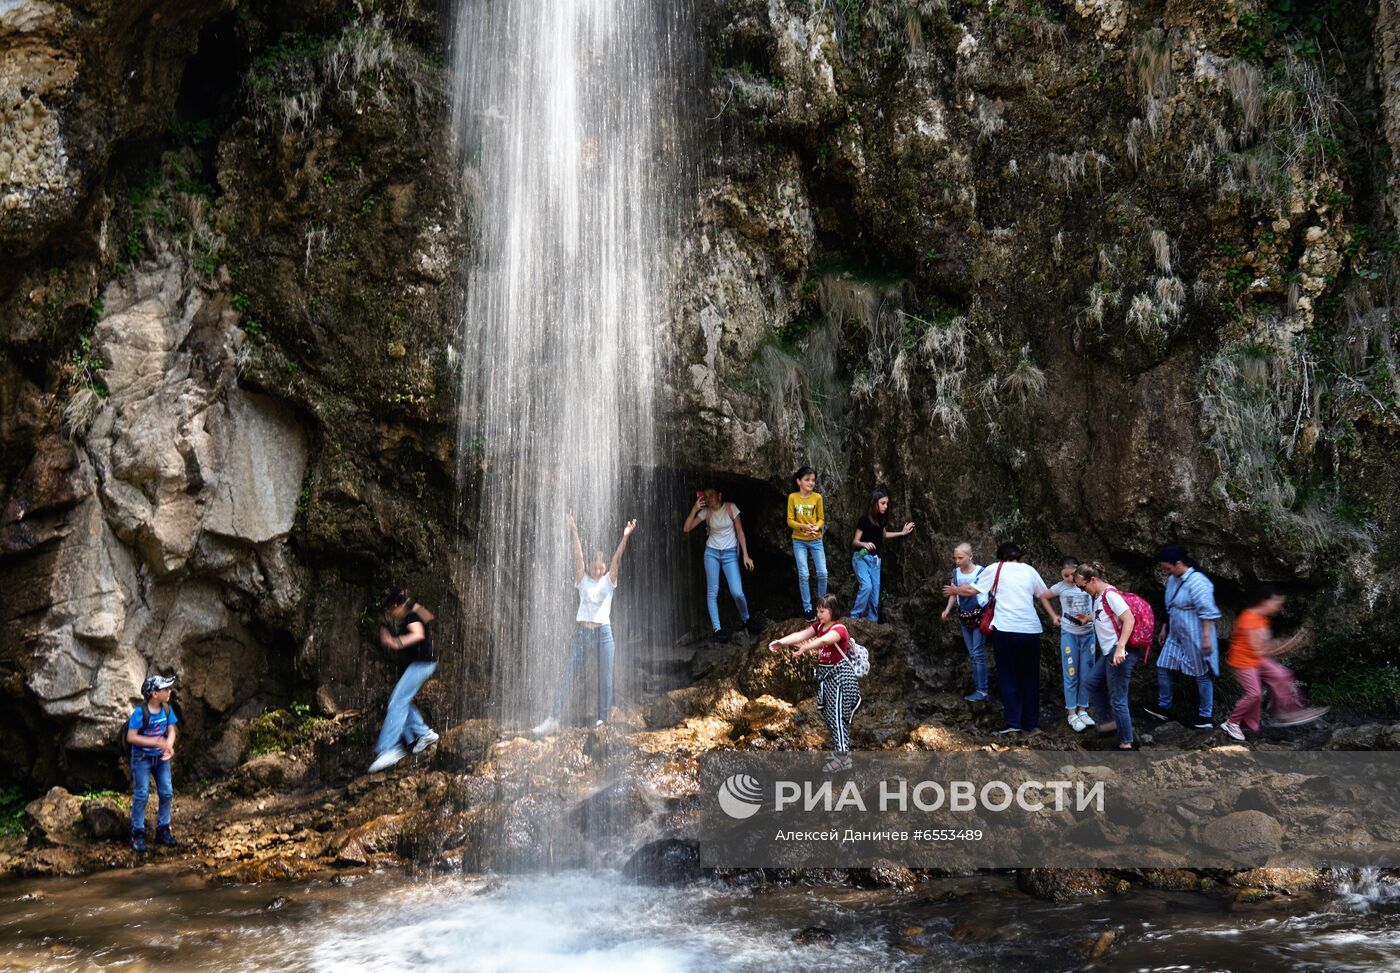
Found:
[6,620,1397,910]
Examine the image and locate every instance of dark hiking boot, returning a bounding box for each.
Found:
[156,825,179,848]
[130,829,147,853]
[744,615,765,636]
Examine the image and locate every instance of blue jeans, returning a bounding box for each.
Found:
[792,538,828,612]
[1157,666,1214,721]
[991,630,1042,730]
[704,547,749,631]
[130,751,172,831]
[960,623,989,694]
[375,660,437,755]
[851,553,881,621]
[549,624,615,722]
[1060,629,1097,710]
[1088,650,1136,744]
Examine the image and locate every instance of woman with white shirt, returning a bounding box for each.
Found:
[683,485,760,642]
[532,513,636,736]
[1074,561,1138,750]
[944,542,1058,734]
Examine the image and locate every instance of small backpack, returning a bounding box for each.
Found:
[838,637,871,678]
[1103,587,1156,660]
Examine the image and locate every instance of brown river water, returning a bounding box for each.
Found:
[0,867,1397,972]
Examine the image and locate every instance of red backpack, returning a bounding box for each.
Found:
[1103,587,1156,660]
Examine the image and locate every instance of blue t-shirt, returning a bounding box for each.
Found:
[128,705,178,758]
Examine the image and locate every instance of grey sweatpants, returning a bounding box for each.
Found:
[816,661,862,753]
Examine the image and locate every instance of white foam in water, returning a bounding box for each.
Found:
[1333,867,1400,914]
[296,874,899,973]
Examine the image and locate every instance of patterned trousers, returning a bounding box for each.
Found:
[816,661,862,753]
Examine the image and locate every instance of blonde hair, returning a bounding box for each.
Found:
[954,542,974,558]
[1073,561,1108,583]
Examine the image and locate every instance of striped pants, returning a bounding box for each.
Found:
[816,661,862,753]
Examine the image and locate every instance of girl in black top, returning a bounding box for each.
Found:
[850,490,915,622]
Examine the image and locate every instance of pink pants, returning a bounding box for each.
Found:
[1228,659,1303,730]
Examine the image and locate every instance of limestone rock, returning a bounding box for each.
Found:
[80,800,127,843]
[24,786,80,845]
[1016,867,1113,900]
[1199,811,1284,862]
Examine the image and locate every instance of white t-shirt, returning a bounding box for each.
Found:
[576,574,617,624]
[973,561,1049,634]
[1092,589,1131,654]
[696,503,739,551]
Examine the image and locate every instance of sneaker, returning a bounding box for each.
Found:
[594,719,605,728]
[1068,713,1089,732]
[368,745,408,773]
[155,825,179,848]
[130,829,147,853]
[412,729,440,753]
[1219,720,1246,742]
[744,616,765,636]
[964,690,990,702]
[803,609,817,622]
[992,726,1022,736]
[1272,706,1331,728]
[1142,706,1171,722]
[530,717,560,737]
[1191,719,1215,730]
[709,629,730,644]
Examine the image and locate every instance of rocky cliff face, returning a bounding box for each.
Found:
[667,0,1400,654]
[1,0,465,787]
[1,0,1398,790]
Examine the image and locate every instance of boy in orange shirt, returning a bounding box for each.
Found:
[1220,586,1328,741]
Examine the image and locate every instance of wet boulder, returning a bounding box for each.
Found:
[622,838,701,886]
[1016,867,1114,900]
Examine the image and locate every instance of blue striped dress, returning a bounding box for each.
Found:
[1155,567,1222,677]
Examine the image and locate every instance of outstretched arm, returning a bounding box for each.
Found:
[568,513,585,582]
[768,625,817,652]
[609,519,637,585]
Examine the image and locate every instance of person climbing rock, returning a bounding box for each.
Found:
[683,484,762,642]
[1219,586,1329,741]
[786,466,827,620]
[127,674,179,853]
[1148,545,1222,729]
[849,489,915,623]
[769,593,860,772]
[368,589,440,773]
[533,514,636,736]
[940,542,991,702]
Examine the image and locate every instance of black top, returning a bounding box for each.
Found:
[857,514,886,556]
[399,611,436,664]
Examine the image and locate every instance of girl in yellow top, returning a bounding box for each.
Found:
[787,466,827,619]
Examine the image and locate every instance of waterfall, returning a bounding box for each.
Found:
[448,2,692,740]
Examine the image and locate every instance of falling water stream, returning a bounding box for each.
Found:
[449,0,691,739]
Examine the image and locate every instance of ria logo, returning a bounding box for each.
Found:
[717,773,764,819]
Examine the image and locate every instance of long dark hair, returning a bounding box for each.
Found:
[1244,583,1282,608]
[866,489,889,526]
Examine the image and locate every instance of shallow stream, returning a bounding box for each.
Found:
[2,868,1399,972]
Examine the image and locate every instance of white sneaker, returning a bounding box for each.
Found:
[1219,720,1245,742]
[412,729,439,753]
[1069,713,1089,732]
[531,717,559,737]
[993,726,1022,736]
[368,745,407,773]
